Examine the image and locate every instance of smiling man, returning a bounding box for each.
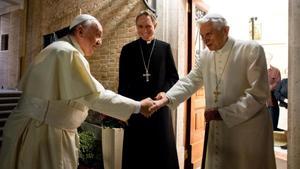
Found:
[118,10,179,169]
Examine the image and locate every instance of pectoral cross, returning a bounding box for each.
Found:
[213,89,221,103]
[143,70,151,82]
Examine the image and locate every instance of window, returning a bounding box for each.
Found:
[1,34,8,50]
[43,26,69,48]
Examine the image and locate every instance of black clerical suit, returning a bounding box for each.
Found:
[118,38,179,169]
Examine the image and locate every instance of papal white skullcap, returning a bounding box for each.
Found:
[69,14,98,30]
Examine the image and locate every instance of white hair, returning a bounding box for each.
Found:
[198,13,228,30]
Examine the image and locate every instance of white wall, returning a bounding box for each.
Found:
[206,0,288,78]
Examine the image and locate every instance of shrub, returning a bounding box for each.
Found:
[78,130,103,169]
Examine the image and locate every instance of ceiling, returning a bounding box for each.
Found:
[0,0,23,15]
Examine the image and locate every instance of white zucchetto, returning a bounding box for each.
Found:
[69,14,98,30]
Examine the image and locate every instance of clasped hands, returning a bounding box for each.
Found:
[140,92,169,118]
[141,92,223,122]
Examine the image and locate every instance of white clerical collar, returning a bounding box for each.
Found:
[214,37,234,55]
[140,38,155,44]
[68,35,85,56]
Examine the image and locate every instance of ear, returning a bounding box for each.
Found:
[76,25,85,37]
[224,26,230,35]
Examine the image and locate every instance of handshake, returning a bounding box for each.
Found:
[139,92,168,118]
[139,92,223,121]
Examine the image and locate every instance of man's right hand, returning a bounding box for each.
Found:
[140,97,155,118]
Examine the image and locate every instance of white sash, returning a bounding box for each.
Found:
[16,96,89,130]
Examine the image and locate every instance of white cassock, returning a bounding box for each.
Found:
[166,37,276,169]
[0,35,140,169]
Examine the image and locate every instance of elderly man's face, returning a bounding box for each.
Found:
[77,21,103,57]
[136,15,156,41]
[200,22,229,51]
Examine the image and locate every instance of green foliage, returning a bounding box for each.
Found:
[79,110,126,168]
[78,130,102,169]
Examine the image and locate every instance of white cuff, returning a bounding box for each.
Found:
[134,102,141,114]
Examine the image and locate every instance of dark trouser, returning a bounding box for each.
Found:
[268,106,280,131]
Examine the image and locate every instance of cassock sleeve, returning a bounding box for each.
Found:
[162,44,179,91]
[68,47,140,122]
[218,44,270,128]
[118,45,131,96]
[69,49,140,122]
[76,89,140,122]
[166,54,204,110]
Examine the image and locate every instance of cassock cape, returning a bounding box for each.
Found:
[0,35,140,169]
[118,38,179,169]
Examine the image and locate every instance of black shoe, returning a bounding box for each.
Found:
[280,145,287,149]
[275,128,284,131]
